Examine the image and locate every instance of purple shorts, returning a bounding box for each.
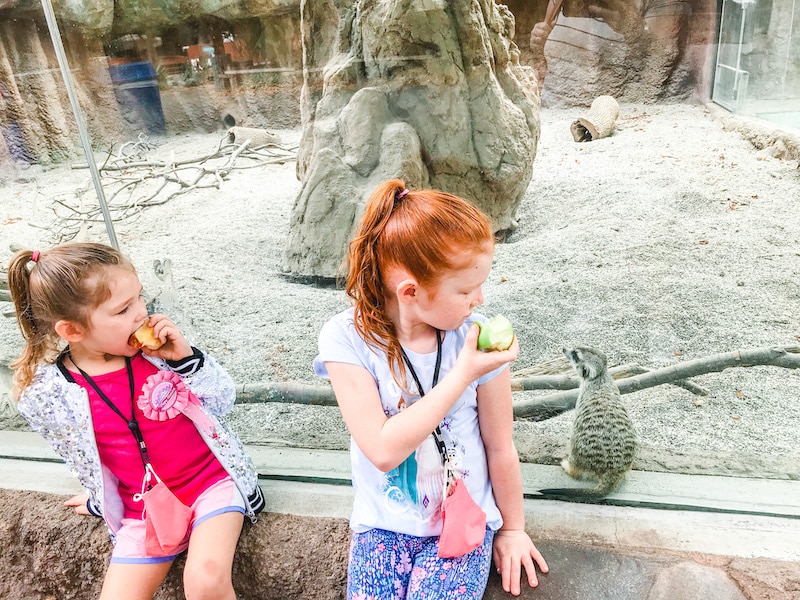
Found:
[110,476,245,564]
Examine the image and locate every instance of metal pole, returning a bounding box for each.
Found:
[39,0,120,249]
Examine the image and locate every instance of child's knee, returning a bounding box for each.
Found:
[182,558,233,599]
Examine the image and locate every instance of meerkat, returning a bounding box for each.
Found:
[558,346,637,496]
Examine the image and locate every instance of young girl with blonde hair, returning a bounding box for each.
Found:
[8,242,263,599]
[314,180,548,598]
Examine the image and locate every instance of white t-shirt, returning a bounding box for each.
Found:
[314,308,504,536]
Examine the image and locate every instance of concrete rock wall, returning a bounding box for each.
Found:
[0,489,349,600]
[283,0,541,280]
[2,488,797,599]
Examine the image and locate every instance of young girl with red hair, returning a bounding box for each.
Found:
[314,180,548,598]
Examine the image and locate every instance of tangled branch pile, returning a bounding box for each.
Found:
[43,132,297,243]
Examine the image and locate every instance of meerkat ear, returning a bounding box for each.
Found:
[55,320,86,343]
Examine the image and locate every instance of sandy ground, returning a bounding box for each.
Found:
[1,102,799,480]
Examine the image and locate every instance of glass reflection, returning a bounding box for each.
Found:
[0,1,798,491]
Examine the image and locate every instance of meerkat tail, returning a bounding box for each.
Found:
[592,471,625,495]
[539,469,628,499]
[536,487,611,500]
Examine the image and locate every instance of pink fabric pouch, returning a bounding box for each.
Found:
[437,478,487,558]
[135,466,193,556]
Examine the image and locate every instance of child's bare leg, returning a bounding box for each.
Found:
[183,511,244,600]
[99,561,173,600]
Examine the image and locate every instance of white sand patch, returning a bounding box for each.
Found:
[2,104,799,478]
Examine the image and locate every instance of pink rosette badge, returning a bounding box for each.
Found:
[138,371,189,421]
[138,371,217,437]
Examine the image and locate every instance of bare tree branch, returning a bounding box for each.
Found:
[48,132,297,243]
[514,345,800,420]
[223,345,800,420]
[512,362,706,392]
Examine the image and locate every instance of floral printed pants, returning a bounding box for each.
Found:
[347,527,494,599]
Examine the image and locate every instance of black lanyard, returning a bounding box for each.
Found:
[59,353,151,473]
[400,329,450,467]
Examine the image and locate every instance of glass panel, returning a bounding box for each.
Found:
[1,0,799,521]
[714,0,800,124]
[713,0,752,110]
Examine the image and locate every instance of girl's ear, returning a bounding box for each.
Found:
[396,278,419,305]
[54,320,86,343]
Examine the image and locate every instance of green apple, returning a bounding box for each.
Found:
[476,315,514,351]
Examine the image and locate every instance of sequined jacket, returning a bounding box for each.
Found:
[17,352,261,542]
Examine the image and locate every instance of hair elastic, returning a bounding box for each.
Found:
[396,189,409,200]
[31,250,40,263]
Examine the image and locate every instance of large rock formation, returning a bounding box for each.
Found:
[1,0,113,33]
[1,0,298,35]
[0,20,125,166]
[525,0,718,107]
[283,0,541,280]
[111,0,298,34]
